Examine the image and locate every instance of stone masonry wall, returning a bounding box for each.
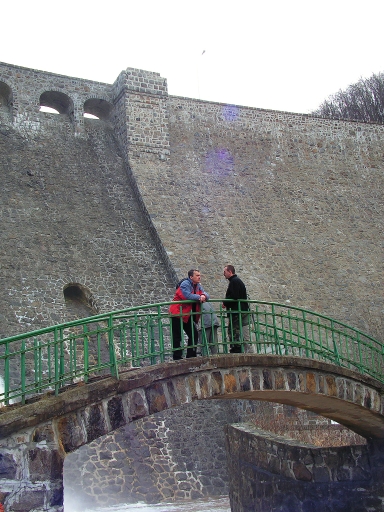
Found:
[225,423,384,512]
[128,96,384,342]
[0,62,177,339]
[1,60,383,342]
[1,60,383,512]
[0,97,175,338]
[0,62,113,134]
[63,400,237,510]
[63,398,368,511]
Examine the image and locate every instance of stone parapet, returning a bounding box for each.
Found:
[225,423,384,512]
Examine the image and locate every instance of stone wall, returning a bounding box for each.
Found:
[225,423,384,512]
[64,400,237,510]
[0,60,383,342]
[1,59,383,512]
[0,61,113,133]
[63,399,368,511]
[129,96,384,341]
[0,104,175,338]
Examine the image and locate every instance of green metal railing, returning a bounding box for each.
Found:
[0,300,382,405]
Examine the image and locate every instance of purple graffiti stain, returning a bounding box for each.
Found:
[204,148,234,177]
[222,104,239,122]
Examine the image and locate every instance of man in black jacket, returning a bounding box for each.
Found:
[223,265,251,353]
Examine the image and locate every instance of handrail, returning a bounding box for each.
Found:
[0,300,382,405]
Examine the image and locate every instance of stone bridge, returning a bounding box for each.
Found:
[1,355,384,511]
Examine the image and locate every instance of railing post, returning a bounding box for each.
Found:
[149,315,156,365]
[108,315,119,379]
[59,328,65,390]
[54,328,60,395]
[156,306,165,363]
[219,303,229,354]
[331,320,341,366]
[21,339,26,404]
[271,304,282,355]
[4,342,10,405]
[83,324,89,384]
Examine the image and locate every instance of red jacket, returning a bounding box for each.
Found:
[169,278,209,323]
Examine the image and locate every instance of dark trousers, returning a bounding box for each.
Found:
[171,316,198,360]
[227,312,250,353]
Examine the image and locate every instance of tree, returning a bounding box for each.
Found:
[312,72,384,124]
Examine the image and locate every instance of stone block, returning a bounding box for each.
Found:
[107,396,126,430]
[10,489,45,511]
[56,413,86,453]
[145,382,168,414]
[210,371,223,395]
[126,390,148,420]
[198,374,210,398]
[262,369,272,390]
[187,375,198,399]
[223,372,237,394]
[238,369,251,392]
[326,375,337,396]
[306,372,316,393]
[32,424,55,443]
[0,452,17,479]
[28,448,63,482]
[274,370,285,390]
[165,380,179,407]
[286,371,297,391]
[82,403,108,442]
[292,462,313,482]
[250,368,261,390]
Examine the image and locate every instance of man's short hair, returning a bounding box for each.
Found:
[225,265,235,274]
[188,269,199,278]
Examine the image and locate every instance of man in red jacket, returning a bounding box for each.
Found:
[169,269,210,360]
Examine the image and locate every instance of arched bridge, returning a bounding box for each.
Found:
[0,301,383,511]
[1,355,384,442]
[1,356,384,512]
[1,299,383,405]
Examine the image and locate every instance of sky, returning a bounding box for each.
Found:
[2,0,383,114]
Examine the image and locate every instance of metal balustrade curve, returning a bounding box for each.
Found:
[0,300,382,406]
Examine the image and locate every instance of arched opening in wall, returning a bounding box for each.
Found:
[40,91,74,119]
[40,106,60,114]
[0,81,13,116]
[83,98,113,121]
[63,283,110,379]
[63,283,98,319]
[84,112,99,119]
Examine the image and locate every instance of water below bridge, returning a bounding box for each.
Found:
[82,496,231,512]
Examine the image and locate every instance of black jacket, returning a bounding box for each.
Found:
[223,274,250,312]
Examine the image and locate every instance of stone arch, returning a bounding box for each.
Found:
[62,283,110,371]
[63,282,98,318]
[0,81,13,110]
[0,81,14,120]
[83,98,113,121]
[1,356,384,512]
[2,356,384,443]
[39,90,74,119]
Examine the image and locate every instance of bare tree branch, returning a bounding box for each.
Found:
[312,72,384,124]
